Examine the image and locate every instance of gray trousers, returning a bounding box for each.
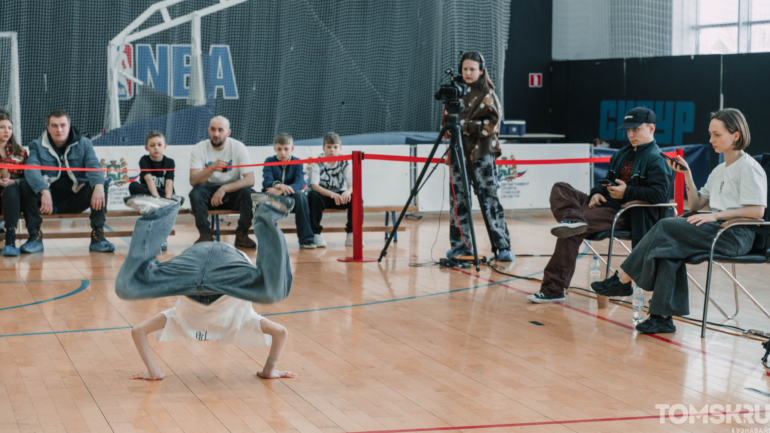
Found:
[115,202,292,304]
[620,217,754,317]
[449,153,511,251]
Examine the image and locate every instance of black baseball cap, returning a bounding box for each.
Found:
[617,107,658,130]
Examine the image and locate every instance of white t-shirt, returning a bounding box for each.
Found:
[155,295,271,347]
[189,137,253,186]
[308,152,353,192]
[699,153,767,213]
[154,247,270,347]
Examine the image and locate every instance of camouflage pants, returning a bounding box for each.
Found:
[449,153,511,251]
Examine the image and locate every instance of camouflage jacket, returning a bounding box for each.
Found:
[459,83,502,161]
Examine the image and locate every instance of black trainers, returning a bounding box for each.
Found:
[526,290,565,303]
[635,314,676,334]
[591,271,633,296]
[550,221,588,238]
[89,230,115,253]
[195,231,215,244]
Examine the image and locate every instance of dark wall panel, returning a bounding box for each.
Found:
[723,53,770,158]
[625,56,720,147]
[503,0,552,133]
[552,56,722,153]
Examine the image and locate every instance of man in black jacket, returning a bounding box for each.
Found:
[528,107,673,303]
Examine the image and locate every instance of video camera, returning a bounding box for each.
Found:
[434,68,467,107]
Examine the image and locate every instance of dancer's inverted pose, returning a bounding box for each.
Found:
[116,193,297,380]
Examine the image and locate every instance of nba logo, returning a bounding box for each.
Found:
[117,44,133,100]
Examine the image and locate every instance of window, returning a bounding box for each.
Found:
[695,0,770,54]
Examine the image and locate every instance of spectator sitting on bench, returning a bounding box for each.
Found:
[20,109,114,253]
[307,132,361,248]
[0,109,29,257]
[262,133,315,249]
[189,116,256,247]
[128,130,183,251]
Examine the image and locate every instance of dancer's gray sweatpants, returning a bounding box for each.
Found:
[115,202,292,303]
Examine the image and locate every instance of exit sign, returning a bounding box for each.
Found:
[529,73,542,88]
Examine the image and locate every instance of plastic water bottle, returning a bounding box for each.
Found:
[632,285,645,324]
[590,256,601,284]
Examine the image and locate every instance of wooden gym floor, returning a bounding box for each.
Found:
[1,209,769,432]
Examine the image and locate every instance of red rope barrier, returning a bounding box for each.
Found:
[0,155,351,172]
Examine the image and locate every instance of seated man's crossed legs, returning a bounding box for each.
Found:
[527,182,629,303]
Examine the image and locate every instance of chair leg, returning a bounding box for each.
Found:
[718,263,770,320]
[605,237,615,279]
[687,269,738,319]
[393,211,398,242]
[701,259,716,338]
[583,239,612,270]
[384,211,389,240]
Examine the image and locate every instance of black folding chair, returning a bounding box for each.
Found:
[686,153,770,338]
[582,200,743,320]
[582,200,678,279]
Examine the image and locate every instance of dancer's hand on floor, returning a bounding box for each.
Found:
[130,371,165,380]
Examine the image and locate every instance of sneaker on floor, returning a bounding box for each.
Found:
[550,221,588,238]
[345,233,365,247]
[251,192,294,216]
[161,240,168,251]
[313,234,327,248]
[234,231,256,248]
[89,230,115,253]
[300,242,317,249]
[527,290,564,303]
[124,194,176,215]
[497,249,515,263]
[635,314,676,334]
[590,271,633,296]
[3,229,19,257]
[195,231,214,244]
[20,231,44,254]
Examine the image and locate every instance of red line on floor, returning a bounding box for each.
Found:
[452,269,770,377]
[349,410,764,433]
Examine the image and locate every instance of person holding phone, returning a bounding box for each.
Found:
[528,107,673,303]
[592,108,766,334]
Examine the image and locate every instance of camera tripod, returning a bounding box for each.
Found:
[379,103,497,271]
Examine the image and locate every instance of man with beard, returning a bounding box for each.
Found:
[189,116,256,247]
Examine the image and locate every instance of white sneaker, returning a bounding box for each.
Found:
[124,195,176,215]
[550,221,588,238]
[345,233,365,247]
[313,234,327,248]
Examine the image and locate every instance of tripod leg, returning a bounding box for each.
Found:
[378,125,451,262]
[450,126,480,271]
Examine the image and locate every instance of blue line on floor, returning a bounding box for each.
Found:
[0,280,89,311]
[0,271,545,338]
[0,326,132,338]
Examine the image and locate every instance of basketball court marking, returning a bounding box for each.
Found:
[0,279,89,311]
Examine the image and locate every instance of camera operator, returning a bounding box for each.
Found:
[444,52,513,263]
